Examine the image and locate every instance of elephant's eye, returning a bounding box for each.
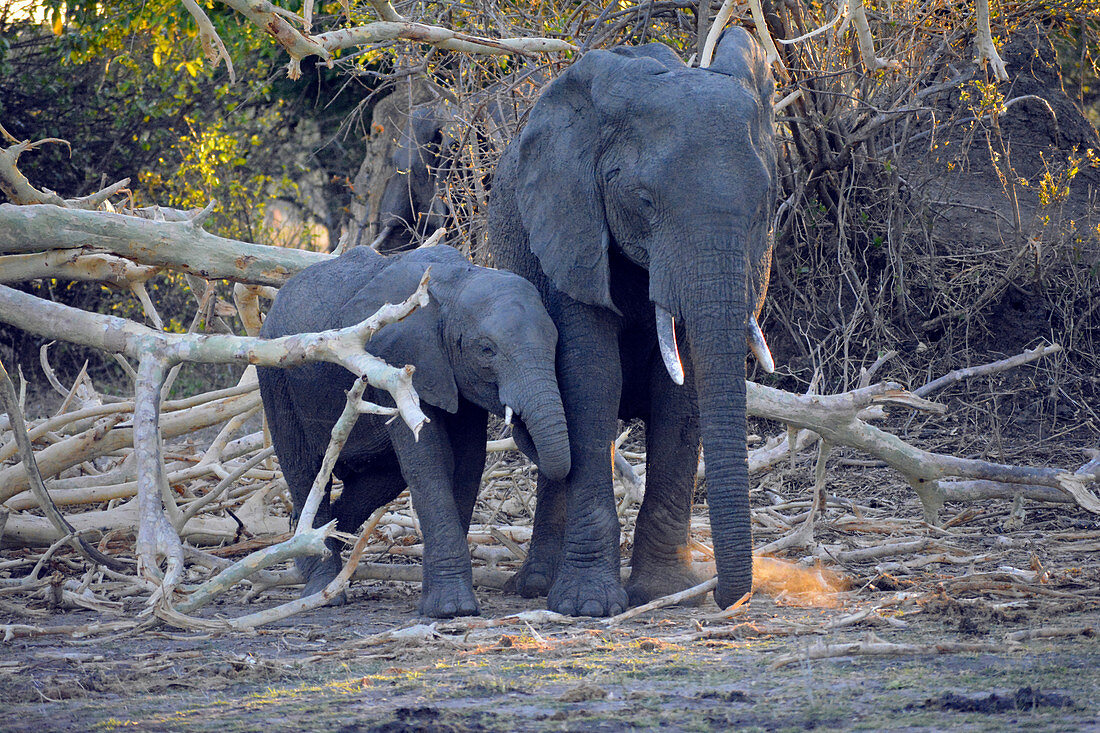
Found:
[634,187,657,213]
[604,168,621,183]
[477,338,497,359]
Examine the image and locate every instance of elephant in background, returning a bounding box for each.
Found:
[351,68,550,256]
[351,80,458,253]
[487,28,777,615]
[257,245,570,617]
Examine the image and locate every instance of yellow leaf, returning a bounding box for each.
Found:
[51,14,63,36]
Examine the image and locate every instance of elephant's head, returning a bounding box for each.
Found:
[373,107,455,253]
[512,28,776,607]
[366,247,571,481]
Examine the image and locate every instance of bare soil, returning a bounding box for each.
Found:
[2,592,1097,732]
[3,454,1099,733]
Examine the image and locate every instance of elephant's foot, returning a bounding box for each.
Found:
[547,569,628,617]
[503,554,558,598]
[419,578,479,618]
[297,555,347,606]
[625,563,705,607]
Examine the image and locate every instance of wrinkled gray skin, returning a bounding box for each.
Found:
[257,245,569,618]
[487,29,776,616]
[370,107,454,253]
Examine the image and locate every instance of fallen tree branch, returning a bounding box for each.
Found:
[1005,626,1094,642]
[0,137,129,209]
[745,368,1098,521]
[913,344,1062,398]
[297,376,372,535]
[173,523,333,615]
[0,276,431,442]
[600,577,724,625]
[0,250,161,287]
[315,22,575,58]
[769,632,1017,669]
[0,357,128,572]
[211,0,573,79]
[212,505,390,631]
[0,390,252,504]
[0,204,326,286]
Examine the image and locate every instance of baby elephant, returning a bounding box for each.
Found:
[258,245,569,617]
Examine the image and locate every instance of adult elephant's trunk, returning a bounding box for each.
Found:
[500,363,571,482]
[677,250,752,609]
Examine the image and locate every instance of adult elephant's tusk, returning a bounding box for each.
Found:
[369,224,396,251]
[747,314,775,373]
[655,305,685,386]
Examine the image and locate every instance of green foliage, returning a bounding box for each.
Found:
[0,0,292,240]
[0,0,303,383]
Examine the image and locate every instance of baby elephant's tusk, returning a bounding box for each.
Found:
[655,305,685,386]
[747,314,775,373]
[504,405,514,426]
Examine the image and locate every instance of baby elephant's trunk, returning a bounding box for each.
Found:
[503,365,570,482]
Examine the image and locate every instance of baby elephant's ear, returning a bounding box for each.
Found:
[366,301,460,414]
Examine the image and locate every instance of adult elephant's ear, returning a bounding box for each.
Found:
[351,291,460,415]
[515,50,646,311]
[708,27,774,104]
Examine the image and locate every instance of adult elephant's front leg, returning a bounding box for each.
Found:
[546,301,628,617]
[626,355,704,606]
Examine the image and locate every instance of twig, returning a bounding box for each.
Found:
[770,633,1016,669]
[601,578,721,625]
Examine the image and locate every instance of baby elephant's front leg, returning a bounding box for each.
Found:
[388,422,479,618]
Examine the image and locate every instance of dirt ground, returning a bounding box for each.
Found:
[0,605,1096,732]
[2,583,1098,732]
[3,453,1100,733]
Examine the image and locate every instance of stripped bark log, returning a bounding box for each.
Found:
[0,204,326,286]
[746,377,1099,522]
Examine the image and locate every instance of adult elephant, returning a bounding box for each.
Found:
[487,28,776,615]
